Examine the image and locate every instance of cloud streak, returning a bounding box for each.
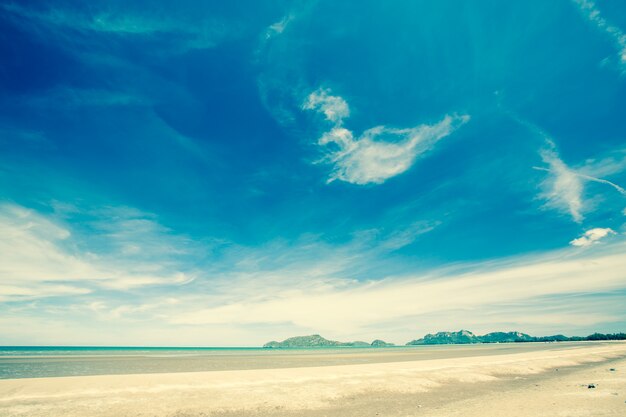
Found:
[170,240,626,337]
[265,14,294,40]
[2,201,625,344]
[1,2,235,51]
[573,0,626,70]
[536,142,626,222]
[0,199,439,305]
[303,88,469,185]
[0,203,193,302]
[537,144,585,222]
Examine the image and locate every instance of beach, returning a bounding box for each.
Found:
[1,342,625,416]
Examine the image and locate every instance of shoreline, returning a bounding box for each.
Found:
[1,341,620,380]
[1,342,625,416]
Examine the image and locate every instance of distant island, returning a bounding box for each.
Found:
[263,330,626,348]
[406,330,626,345]
[263,334,394,348]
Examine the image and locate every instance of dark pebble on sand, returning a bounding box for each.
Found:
[588,384,596,389]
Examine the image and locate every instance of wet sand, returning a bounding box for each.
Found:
[1,342,625,416]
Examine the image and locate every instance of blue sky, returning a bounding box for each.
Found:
[1,0,625,346]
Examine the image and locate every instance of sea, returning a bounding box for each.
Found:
[0,346,267,379]
[0,342,595,379]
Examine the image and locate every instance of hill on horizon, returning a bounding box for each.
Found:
[263,330,626,348]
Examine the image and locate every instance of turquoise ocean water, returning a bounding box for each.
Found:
[0,342,597,380]
[0,346,262,356]
[0,346,266,379]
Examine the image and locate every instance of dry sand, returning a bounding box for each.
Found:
[1,342,625,416]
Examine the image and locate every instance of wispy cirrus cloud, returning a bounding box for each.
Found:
[264,14,294,40]
[1,2,238,52]
[0,202,193,302]
[537,143,586,222]
[0,200,436,305]
[19,87,150,108]
[577,151,626,195]
[303,88,469,185]
[535,142,626,222]
[572,0,626,70]
[2,200,625,345]
[169,240,626,339]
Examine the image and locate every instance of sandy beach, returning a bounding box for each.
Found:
[1,342,625,416]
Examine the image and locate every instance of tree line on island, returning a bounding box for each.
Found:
[262,330,626,348]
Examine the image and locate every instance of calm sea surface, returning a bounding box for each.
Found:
[0,342,600,379]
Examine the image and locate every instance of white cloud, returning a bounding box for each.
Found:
[324,116,469,185]
[536,143,626,222]
[169,241,626,337]
[0,201,437,307]
[570,227,616,247]
[2,201,625,345]
[576,152,626,196]
[265,14,294,40]
[573,0,626,69]
[0,203,192,301]
[303,88,350,124]
[303,88,469,185]
[538,144,585,222]
[578,152,626,178]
